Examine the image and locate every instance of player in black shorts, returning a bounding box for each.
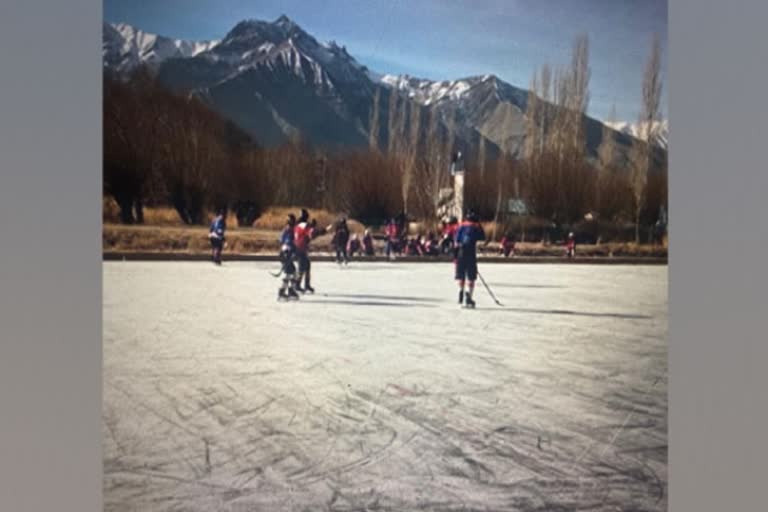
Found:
[453,211,485,308]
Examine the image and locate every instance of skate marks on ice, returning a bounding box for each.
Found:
[299,299,438,309]
[103,262,667,511]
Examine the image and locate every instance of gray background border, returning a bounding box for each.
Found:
[2,0,767,510]
[0,1,102,510]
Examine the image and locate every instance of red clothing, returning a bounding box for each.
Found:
[294,222,311,251]
[443,224,458,238]
[385,222,399,240]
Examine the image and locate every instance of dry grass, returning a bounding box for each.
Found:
[253,206,367,233]
[103,224,279,253]
[104,223,667,258]
[104,196,257,228]
[103,196,121,223]
[103,198,666,257]
[478,240,668,258]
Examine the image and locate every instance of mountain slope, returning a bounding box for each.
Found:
[102,22,220,73]
[102,16,655,165]
[150,16,497,154]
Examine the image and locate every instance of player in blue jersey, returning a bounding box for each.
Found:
[208,209,226,265]
[453,211,485,308]
[277,214,300,301]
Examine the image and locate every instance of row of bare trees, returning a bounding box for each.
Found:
[523,33,666,241]
[104,68,264,225]
[105,34,666,241]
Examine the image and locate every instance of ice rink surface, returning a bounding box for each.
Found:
[103,261,667,511]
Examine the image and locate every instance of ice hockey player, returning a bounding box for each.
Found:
[362,229,375,256]
[278,214,300,301]
[454,211,486,308]
[302,218,320,289]
[293,209,315,293]
[208,209,226,265]
[332,218,350,264]
[565,232,576,258]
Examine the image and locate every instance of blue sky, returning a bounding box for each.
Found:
[104,0,668,123]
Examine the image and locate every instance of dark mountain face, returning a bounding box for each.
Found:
[104,16,653,165]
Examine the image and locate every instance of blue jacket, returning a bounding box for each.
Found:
[280,226,295,248]
[210,216,225,238]
[454,221,485,254]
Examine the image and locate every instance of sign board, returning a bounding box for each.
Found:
[507,198,528,215]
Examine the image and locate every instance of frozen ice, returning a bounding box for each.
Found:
[104,261,667,511]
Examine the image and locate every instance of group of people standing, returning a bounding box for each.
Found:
[329,219,375,264]
[277,209,318,300]
[207,206,575,306]
[383,216,460,260]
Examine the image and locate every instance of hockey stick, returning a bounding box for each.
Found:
[477,271,503,306]
[269,260,285,277]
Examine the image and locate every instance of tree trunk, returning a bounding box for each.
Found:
[492,186,503,242]
[114,194,135,224]
[134,198,144,224]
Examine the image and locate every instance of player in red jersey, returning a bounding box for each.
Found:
[293,209,315,293]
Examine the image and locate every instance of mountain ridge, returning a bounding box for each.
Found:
[103,16,663,161]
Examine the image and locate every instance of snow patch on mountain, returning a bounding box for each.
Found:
[379,74,476,104]
[606,120,668,148]
[104,22,220,71]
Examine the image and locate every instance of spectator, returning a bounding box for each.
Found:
[424,232,439,256]
[440,216,459,255]
[385,218,400,259]
[500,232,516,258]
[362,229,375,256]
[565,232,576,258]
[347,233,362,258]
[332,218,350,264]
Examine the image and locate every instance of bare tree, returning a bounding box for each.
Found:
[525,35,592,225]
[401,101,421,214]
[368,86,381,152]
[596,103,618,218]
[630,34,663,243]
[477,136,487,178]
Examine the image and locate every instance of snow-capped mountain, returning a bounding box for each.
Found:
[150,15,388,147]
[103,15,655,162]
[605,120,668,149]
[381,74,476,105]
[203,16,372,86]
[102,22,220,72]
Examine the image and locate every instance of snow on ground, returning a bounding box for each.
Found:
[103,261,667,511]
